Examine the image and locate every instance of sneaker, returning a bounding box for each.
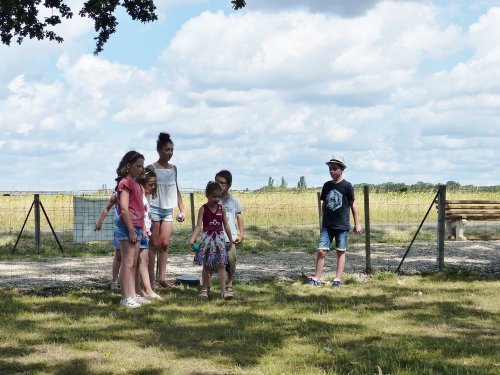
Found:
[306,277,323,287]
[111,281,120,291]
[134,295,152,305]
[120,297,140,309]
[332,279,342,288]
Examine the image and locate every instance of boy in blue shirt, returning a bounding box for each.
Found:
[307,155,362,287]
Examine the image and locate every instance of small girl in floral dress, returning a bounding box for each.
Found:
[189,181,234,300]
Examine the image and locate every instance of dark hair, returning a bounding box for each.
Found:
[215,170,232,186]
[205,181,222,197]
[115,150,145,185]
[156,132,173,152]
[137,167,157,199]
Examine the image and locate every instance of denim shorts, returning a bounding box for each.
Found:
[140,235,149,250]
[150,206,173,222]
[318,227,349,251]
[113,235,120,251]
[115,219,143,242]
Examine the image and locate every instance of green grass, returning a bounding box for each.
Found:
[1,274,498,374]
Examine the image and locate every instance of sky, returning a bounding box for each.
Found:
[1,0,499,192]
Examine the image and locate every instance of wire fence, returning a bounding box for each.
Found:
[0,189,499,290]
[2,188,498,246]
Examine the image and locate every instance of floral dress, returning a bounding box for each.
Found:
[193,204,228,267]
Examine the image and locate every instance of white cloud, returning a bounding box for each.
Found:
[161,1,461,104]
[1,1,500,190]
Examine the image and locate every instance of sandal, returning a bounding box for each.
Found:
[145,292,165,301]
[225,287,235,298]
[221,291,232,300]
[199,289,208,300]
[158,279,178,289]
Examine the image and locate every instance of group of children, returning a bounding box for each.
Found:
[97,131,362,308]
[96,133,245,308]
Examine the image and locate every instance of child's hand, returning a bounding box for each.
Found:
[95,223,102,231]
[129,231,138,244]
[353,224,363,235]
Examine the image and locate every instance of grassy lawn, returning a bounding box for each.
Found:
[1,273,498,374]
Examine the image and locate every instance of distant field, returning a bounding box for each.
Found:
[1,189,499,257]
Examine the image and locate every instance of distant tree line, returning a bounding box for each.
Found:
[257,179,499,193]
[357,181,500,193]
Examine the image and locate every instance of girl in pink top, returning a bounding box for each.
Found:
[115,151,145,308]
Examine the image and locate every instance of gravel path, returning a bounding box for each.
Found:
[0,241,498,292]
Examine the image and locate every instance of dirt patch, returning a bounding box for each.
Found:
[0,241,498,292]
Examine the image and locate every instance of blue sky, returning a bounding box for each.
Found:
[1,0,499,191]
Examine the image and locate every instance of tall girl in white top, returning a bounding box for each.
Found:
[147,133,186,289]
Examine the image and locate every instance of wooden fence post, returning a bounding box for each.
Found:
[190,193,196,230]
[364,185,372,273]
[34,194,40,252]
[317,191,322,229]
[437,184,446,269]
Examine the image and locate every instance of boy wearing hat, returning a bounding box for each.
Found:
[307,155,362,287]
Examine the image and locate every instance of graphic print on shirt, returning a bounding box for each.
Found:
[326,189,343,212]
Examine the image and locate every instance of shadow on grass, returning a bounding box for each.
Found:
[1,280,499,374]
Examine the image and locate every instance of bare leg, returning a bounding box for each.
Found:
[149,221,161,285]
[148,247,157,288]
[218,263,226,297]
[226,243,236,290]
[335,250,346,280]
[313,249,328,280]
[112,250,121,282]
[157,221,173,284]
[158,247,169,282]
[135,255,144,296]
[119,240,139,299]
[139,250,163,300]
[201,266,211,291]
[226,272,233,289]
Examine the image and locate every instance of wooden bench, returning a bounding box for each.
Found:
[442,200,500,240]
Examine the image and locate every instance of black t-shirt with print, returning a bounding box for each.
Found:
[320,179,355,230]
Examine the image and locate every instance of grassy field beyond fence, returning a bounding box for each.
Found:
[1,189,499,257]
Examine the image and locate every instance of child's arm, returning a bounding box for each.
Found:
[188,206,204,246]
[349,200,363,234]
[174,165,186,222]
[221,206,234,245]
[120,188,138,243]
[235,211,244,244]
[95,194,117,231]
